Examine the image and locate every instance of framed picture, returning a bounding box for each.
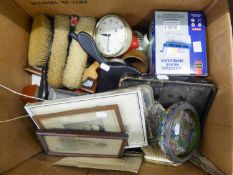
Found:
[33,105,124,133]
[25,85,153,148]
[36,129,128,157]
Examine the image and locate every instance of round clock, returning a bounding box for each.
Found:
[94,14,132,57]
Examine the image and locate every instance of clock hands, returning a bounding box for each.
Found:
[107,36,110,52]
[101,33,111,52]
[101,33,111,37]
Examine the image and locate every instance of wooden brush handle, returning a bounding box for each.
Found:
[82,61,100,81]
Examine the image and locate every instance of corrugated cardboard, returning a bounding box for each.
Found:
[201,0,233,174]
[0,0,232,174]
[0,0,42,173]
[3,153,208,175]
[14,0,213,28]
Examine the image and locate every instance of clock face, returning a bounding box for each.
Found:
[95,15,129,57]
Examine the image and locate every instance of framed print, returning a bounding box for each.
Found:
[36,129,128,157]
[25,85,155,148]
[33,105,124,133]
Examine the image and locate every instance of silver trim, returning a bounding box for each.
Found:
[94,14,132,57]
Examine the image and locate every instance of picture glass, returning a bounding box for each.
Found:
[44,136,123,155]
[40,108,121,132]
[26,87,148,148]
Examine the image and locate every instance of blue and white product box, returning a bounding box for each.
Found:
[148,11,207,76]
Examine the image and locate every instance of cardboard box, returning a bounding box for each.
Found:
[0,0,233,175]
[149,11,207,76]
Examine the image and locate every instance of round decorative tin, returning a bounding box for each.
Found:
[158,102,200,163]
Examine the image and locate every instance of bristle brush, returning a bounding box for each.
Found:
[71,32,141,92]
[47,15,70,88]
[62,17,96,89]
[28,14,52,67]
[28,14,53,99]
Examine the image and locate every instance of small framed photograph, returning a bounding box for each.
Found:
[36,129,128,157]
[33,105,124,133]
[26,85,151,148]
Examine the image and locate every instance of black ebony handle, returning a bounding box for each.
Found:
[70,32,106,65]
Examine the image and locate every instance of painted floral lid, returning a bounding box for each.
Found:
[158,102,200,163]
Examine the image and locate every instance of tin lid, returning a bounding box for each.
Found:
[158,102,200,163]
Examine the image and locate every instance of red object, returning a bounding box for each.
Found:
[74,89,85,95]
[195,68,203,76]
[21,85,39,103]
[129,32,140,49]
[71,16,79,27]
[192,28,202,31]
[194,60,203,76]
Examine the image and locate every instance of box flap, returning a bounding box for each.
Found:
[201,0,233,174]
[3,153,208,175]
[0,0,42,173]
[15,0,212,27]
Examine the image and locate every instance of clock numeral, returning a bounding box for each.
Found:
[115,21,119,24]
[109,19,112,23]
[103,22,106,25]
[120,25,123,29]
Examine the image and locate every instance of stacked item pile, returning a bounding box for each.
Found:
[20,11,223,175]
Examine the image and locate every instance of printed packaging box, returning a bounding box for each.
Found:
[149,11,207,76]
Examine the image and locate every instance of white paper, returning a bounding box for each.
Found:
[31,74,41,86]
[96,111,107,118]
[100,63,110,72]
[193,41,202,53]
[163,20,180,31]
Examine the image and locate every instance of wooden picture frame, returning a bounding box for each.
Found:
[36,129,128,157]
[25,85,150,148]
[33,105,125,133]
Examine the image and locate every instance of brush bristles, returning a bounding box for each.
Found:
[62,17,96,89]
[62,40,87,89]
[75,16,97,35]
[28,14,52,67]
[47,15,70,88]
